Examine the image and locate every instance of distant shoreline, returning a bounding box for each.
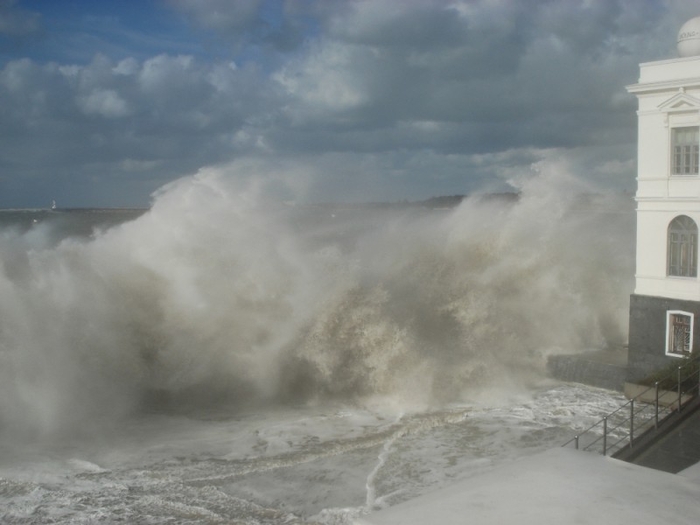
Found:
[0,207,150,213]
[0,190,635,213]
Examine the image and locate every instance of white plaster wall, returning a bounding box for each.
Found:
[635,208,700,300]
[669,178,700,198]
[629,55,700,302]
[638,56,700,83]
[637,112,668,181]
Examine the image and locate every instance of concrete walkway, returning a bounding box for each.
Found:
[356,448,700,525]
[629,406,700,473]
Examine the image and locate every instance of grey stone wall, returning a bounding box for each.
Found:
[547,354,628,391]
[627,294,700,382]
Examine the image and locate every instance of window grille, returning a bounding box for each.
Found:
[666,311,694,357]
[672,127,700,175]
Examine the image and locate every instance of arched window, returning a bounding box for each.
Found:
[668,215,698,277]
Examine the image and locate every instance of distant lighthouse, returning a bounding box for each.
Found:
[626,17,700,380]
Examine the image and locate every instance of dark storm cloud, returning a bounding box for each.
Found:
[273,1,651,145]
[257,0,695,199]
[0,0,698,206]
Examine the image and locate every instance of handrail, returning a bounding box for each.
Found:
[562,355,700,456]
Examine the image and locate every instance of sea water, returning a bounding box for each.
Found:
[0,385,626,524]
[0,167,634,523]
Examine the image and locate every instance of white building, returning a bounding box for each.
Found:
[626,17,700,380]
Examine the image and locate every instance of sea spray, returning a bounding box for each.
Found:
[0,164,634,441]
[287,164,633,404]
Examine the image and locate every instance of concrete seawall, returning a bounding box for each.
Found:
[547,347,628,391]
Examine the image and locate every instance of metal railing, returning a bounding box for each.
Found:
[563,356,700,457]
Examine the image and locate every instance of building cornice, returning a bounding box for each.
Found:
[627,78,700,94]
[634,200,700,209]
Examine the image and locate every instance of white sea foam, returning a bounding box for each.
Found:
[0,384,626,524]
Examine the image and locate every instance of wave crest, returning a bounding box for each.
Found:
[0,165,634,439]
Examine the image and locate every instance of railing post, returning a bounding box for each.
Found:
[678,366,683,412]
[603,417,608,456]
[630,398,635,448]
[655,381,660,428]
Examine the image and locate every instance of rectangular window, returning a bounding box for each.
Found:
[666,311,694,357]
[672,127,700,175]
[667,215,698,277]
[668,231,698,276]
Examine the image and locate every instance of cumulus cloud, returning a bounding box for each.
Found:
[0,53,271,206]
[1,0,698,206]
[78,89,130,118]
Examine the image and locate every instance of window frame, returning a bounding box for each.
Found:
[666,310,694,358]
[671,126,700,176]
[667,215,698,278]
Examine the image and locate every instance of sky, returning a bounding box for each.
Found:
[0,0,698,208]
